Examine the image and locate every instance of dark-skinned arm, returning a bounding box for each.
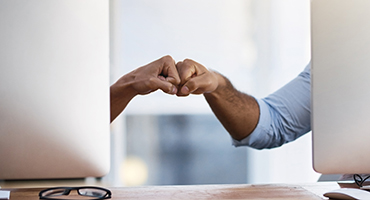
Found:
[110,55,180,123]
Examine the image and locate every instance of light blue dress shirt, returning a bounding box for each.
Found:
[232,64,311,149]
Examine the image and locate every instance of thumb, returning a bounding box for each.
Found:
[154,78,178,94]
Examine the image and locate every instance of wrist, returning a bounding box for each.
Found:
[111,75,138,102]
[110,77,138,122]
[204,71,228,99]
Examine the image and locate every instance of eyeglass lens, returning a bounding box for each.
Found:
[40,187,111,199]
[41,189,70,197]
[78,188,107,198]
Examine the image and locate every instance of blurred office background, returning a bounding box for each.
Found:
[109,0,319,186]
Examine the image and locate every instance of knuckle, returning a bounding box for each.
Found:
[161,55,174,63]
[204,78,213,86]
[183,58,193,64]
[176,61,183,67]
[146,78,157,88]
[186,81,197,91]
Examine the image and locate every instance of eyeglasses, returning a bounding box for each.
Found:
[39,186,112,200]
[353,174,370,187]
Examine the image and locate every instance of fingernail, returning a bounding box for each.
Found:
[181,86,189,94]
[171,86,177,94]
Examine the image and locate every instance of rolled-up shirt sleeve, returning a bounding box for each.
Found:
[232,64,311,149]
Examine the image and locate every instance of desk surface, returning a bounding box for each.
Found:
[3,182,341,200]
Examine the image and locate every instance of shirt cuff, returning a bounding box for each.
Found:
[232,98,271,149]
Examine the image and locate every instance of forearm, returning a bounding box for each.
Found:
[110,79,137,123]
[110,56,180,123]
[231,64,312,149]
[204,72,260,141]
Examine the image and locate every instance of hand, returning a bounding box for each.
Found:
[110,55,180,122]
[116,55,181,96]
[176,59,219,96]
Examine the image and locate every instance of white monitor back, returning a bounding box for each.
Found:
[312,0,370,174]
[0,0,110,179]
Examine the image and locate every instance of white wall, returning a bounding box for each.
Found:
[113,0,320,184]
[118,0,255,114]
[247,0,320,184]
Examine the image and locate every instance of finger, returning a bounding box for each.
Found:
[179,78,201,96]
[159,55,181,86]
[179,72,217,96]
[158,75,166,81]
[151,78,178,95]
[176,60,196,86]
[177,85,190,97]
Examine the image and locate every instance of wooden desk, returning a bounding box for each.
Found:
[3,182,340,200]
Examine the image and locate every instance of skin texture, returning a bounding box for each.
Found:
[110,56,259,141]
[110,55,180,122]
[175,58,260,140]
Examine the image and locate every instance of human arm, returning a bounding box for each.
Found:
[177,59,312,149]
[237,65,311,149]
[110,55,180,123]
[176,59,260,141]
[203,73,260,141]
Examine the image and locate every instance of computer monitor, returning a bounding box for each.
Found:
[311,0,370,174]
[0,1,110,180]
